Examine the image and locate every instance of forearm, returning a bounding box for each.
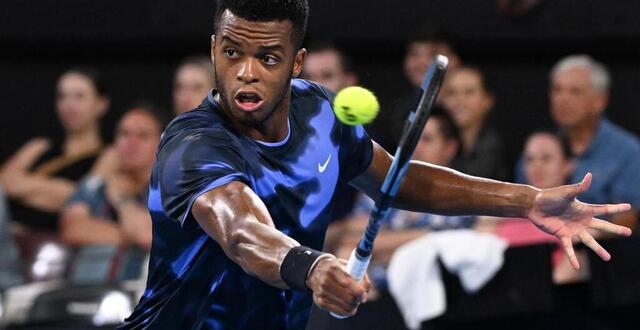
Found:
[3,174,74,211]
[192,182,300,289]
[61,212,123,246]
[394,161,538,218]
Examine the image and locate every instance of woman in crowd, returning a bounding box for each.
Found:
[440,65,508,180]
[0,67,109,258]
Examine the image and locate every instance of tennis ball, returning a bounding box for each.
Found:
[333,86,379,125]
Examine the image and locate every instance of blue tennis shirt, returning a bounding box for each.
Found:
[120,79,373,329]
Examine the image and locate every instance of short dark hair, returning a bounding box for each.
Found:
[214,0,309,49]
[455,65,492,95]
[62,66,108,97]
[176,55,215,82]
[529,128,573,160]
[125,101,170,132]
[305,40,356,74]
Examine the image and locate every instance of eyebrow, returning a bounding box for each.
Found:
[220,35,284,53]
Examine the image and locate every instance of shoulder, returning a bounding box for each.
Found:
[160,106,242,153]
[291,78,335,102]
[601,119,640,154]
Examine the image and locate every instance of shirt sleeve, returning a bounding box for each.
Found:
[65,176,106,215]
[338,123,374,183]
[157,128,249,228]
[611,143,640,208]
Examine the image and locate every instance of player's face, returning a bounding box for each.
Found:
[412,119,457,166]
[115,110,161,173]
[212,10,305,128]
[173,65,213,115]
[56,73,107,133]
[441,69,493,130]
[524,133,572,189]
[302,50,355,93]
[549,67,606,129]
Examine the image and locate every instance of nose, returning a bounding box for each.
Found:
[237,58,259,84]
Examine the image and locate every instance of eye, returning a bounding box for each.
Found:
[224,49,239,58]
[262,55,279,65]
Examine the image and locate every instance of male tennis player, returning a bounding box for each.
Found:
[120,1,632,329]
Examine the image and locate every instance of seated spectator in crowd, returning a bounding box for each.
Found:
[516,55,640,230]
[441,65,508,180]
[173,56,215,115]
[0,67,109,258]
[0,186,23,289]
[329,108,474,288]
[478,130,586,284]
[302,41,361,221]
[387,33,462,150]
[301,41,358,93]
[60,103,164,250]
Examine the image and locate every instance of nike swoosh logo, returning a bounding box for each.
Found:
[318,154,332,173]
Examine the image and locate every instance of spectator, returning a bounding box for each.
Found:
[0,67,109,258]
[441,65,508,180]
[479,131,585,284]
[302,41,358,93]
[387,34,461,151]
[173,56,215,115]
[517,55,640,230]
[60,103,164,250]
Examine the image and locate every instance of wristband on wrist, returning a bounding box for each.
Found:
[279,246,332,292]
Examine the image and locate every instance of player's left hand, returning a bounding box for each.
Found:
[527,173,633,270]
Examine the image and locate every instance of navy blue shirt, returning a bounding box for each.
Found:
[120,79,373,329]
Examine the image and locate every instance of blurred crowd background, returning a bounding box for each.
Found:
[1,0,640,329]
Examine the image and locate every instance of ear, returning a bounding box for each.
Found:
[97,96,110,117]
[292,48,307,78]
[345,72,359,87]
[484,92,495,111]
[443,140,459,164]
[594,91,609,115]
[210,35,216,64]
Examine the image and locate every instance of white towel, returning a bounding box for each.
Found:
[387,230,507,330]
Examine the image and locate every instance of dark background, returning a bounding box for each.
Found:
[2,0,640,172]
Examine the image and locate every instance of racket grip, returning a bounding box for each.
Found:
[330,249,371,319]
[345,248,371,281]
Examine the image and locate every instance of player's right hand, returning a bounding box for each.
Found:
[306,256,371,317]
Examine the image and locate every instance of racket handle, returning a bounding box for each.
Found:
[330,249,371,319]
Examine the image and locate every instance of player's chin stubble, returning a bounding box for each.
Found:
[214,68,293,128]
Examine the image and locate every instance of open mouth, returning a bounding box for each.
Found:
[234,91,264,112]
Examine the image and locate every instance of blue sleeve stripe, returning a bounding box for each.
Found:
[180,173,248,227]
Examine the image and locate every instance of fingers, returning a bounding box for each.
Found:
[561,237,580,270]
[588,203,632,217]
[575,172,592,195]
[578,231,611,261]
[310,258,368,317]
[589,218,633,236]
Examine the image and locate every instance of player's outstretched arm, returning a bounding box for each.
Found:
[192,181,370,317]
[352,142,632,268]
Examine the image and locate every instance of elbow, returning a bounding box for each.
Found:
[228,227,259,275]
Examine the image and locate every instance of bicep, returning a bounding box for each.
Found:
[191,181,278,250]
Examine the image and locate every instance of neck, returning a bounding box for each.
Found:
[64,125,102,156]
[567,118,599,155]
[217,90,291,143]
[461,121,483,154]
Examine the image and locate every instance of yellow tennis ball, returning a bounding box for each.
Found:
[333,86,380,125]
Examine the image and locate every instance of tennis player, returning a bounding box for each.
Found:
[120,1,632,329]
